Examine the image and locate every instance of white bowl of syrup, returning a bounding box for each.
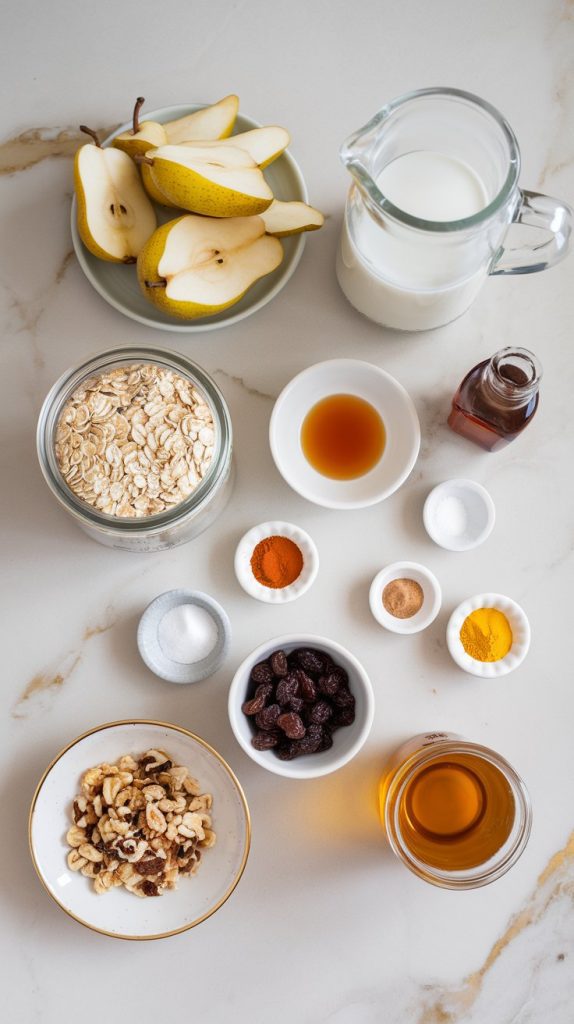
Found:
[269,359,420,509]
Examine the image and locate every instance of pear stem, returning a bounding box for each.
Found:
[79,126,102,148]
[145,279,167,289]
[132,96,145,135]
[134,154,155,166]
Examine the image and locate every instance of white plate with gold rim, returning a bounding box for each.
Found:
[29,720,250,940]
[446,593,530,677]
[71,105,309,332]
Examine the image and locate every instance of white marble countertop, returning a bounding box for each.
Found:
[2,1,574,1021]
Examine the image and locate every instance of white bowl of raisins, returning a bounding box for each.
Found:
[228,635,375,778]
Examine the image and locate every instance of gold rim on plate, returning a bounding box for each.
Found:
[28,719,251,941]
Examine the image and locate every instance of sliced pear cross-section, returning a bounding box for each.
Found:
[182,126,290,169]
[137,214,283,319]
[164,95,239,144]
[75,128,156,263]
[260,199,325,236]
[145,144,274,217]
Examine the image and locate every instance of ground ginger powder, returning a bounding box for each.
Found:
[459,607,513,662]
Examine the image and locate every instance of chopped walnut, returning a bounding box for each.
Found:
[65,749,215,898]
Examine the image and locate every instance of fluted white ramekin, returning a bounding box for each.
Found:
[447,593,530,677]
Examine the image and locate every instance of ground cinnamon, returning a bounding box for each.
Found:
[250,535,303,589]
[382,578,424,619]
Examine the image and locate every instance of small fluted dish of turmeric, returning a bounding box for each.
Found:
[234,520,319,604]
[446,593,531,677]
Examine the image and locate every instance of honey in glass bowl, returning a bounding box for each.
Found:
[380,733,531,888]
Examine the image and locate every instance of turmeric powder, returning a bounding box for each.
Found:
[460,608,512,662]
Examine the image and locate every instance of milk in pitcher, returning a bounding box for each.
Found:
[337,150,490,331]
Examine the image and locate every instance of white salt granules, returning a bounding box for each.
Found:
[158,603,219,664]
[435,495,468,538]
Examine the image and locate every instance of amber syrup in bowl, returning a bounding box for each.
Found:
[380,733,531,888]
[301,393,386,479]
[448,347,542,452]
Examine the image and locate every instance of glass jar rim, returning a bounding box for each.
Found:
[384,738,532,889]
[491,346,543,388]
[36,345,232,536]
[341,87,521,234]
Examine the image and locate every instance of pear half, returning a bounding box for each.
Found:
[137,214,283,319]
[146,144,273,217]
[113,97,177,208]
[75,135,156,263]
[164,95,239,144]
[112,97,168,157]
[183,126,290,169]
[260,199,325,236]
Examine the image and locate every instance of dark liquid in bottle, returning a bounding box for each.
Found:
[448,359,539,452]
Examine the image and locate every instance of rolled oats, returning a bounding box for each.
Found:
[55,365,216,519]
[65,749,215,898]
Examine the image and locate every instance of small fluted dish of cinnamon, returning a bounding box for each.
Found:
[369,561,441,634]
[234,520,319,604]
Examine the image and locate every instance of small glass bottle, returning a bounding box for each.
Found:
[448,347,542,452]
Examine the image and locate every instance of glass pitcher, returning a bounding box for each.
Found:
[336,87,572,332]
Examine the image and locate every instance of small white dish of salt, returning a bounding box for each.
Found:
[138,590,231,683]
[423,479,495,552]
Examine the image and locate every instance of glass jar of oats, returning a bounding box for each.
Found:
[37,347,233,551]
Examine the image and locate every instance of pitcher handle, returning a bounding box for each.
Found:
[490,189,573,276]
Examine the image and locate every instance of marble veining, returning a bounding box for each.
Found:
[13,613,116,719]
[414,830,574,1022]
[0,125,119,175]
[213,368,277,401]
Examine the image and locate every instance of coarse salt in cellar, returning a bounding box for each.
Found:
[158,604,219,664]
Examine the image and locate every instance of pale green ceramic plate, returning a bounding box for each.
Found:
[70,105,309,332]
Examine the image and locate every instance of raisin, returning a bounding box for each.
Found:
[137,856,165,876]
[154,759,172,773]
[277,712,306,739]
[317,729,334,752]
[250,661,274,685]
[332,688,355,709]
[255,703,281,730]
[242,683,273,715]
[333,705,356,727]
[310,700,333,725]
[296,671,317,702]
[276,673,300,705]
[288,696,305,713]
[276,741,300,760]
[331,665,347,684]
[140,880,160,897]
[295,648,326,675]
[270,649,288,677]
[297,724,323,754]
[252,730,281,750]
[317,673,340,697]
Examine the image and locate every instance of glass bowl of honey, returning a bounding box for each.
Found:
[380,732,532,889]
[269,359,420,509]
